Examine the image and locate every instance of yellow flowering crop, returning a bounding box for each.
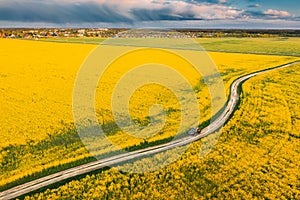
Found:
[0,38,298,189]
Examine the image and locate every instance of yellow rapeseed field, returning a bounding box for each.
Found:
[0,39,95,148]
[0,38,298,189]
[25,63,300,200]
[0,39,296,148]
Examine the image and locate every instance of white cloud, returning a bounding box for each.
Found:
[96,0,243,20]
[263,9,291,18]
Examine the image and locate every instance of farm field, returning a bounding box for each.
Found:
[25,63,300,200]
[196,37,300,55]
[0,38,299,193]
[39,37,105,44]
[40,37,300,55]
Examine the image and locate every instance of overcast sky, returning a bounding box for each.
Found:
[0,0,299,28]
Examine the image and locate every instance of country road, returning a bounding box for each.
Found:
[0,60,299,200]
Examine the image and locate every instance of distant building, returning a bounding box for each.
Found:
[78,29,85,34]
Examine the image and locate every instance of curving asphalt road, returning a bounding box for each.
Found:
[0,60,299,200]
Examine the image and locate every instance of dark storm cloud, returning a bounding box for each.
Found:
[0,0,242,23]
[0,1,132,23]
[131,8,203,21]
[0,0,298,25]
